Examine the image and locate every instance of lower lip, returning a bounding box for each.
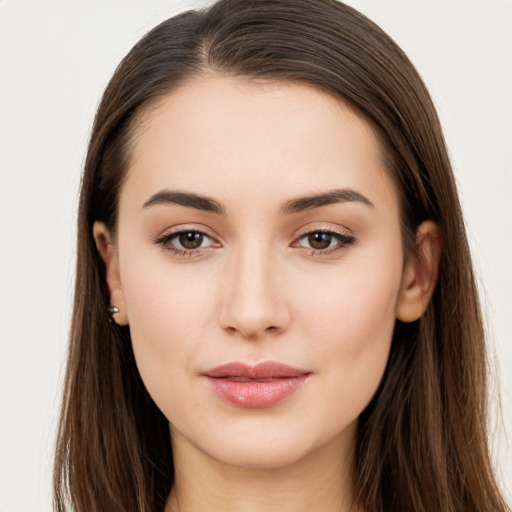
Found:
[205,375,309,408]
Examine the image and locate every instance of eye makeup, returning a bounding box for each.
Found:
[152,225,356,259]
[294,229,356,256]
[152,228,220,258]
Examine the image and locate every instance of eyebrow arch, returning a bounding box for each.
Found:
[279,188,374,214]
[142,190,225,214]
[141,187,374,215]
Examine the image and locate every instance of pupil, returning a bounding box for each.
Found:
[308,232,331,249]
[179,232,203,249]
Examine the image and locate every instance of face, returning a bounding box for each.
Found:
[102,76,410,469]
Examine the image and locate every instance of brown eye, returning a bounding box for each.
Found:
[179,231,204,249]
[307,232,333,250]
[154,229,218,255]
[296,230,356,254]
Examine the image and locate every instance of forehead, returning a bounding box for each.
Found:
[121,75,398,215]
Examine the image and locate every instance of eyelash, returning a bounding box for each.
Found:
[153,228,356,258]
[152,229,219,258]
[294,229,356,256]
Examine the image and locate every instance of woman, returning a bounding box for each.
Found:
[53,0,509,511]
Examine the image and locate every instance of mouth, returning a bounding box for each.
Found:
[202,361,312,408]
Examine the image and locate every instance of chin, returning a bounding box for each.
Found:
[205,439,318,470]
[170,412,357,471]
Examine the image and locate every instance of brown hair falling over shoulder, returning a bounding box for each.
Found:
[53,1,509,511]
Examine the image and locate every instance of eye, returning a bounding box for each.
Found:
[153,229,220,256]
[175,231,208,249]
[295,230,355,255]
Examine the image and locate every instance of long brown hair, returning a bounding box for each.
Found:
[53,1,509,511]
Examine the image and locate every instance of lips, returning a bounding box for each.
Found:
[202,361,311,408]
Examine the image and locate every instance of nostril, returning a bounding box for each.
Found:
[223,323,280,338]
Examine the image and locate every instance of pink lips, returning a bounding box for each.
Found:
[202,361,311,408]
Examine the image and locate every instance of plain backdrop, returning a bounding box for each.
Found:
[0,1,510,511]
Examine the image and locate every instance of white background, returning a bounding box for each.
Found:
[0,1,510,510]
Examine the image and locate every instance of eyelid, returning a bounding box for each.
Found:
[152,225,222,254]
[154,224,220,240]
[293,222,354,239]
[296,222,353,237]
[291,224,356,255]
[152,223,355,257]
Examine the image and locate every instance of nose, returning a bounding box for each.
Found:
[219,243,291,340]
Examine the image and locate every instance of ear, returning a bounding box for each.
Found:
[396,220,442,323]
[93,221,129,326]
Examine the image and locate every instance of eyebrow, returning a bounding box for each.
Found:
[142,190,225,214]
[279,188,374,214]
[141,188,374,215]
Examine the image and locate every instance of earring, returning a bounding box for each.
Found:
[107,303,128,326]
[108,304,119,317]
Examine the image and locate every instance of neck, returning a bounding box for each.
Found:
[165,425,359,512]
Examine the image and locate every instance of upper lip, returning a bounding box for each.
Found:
[203,361,311,379]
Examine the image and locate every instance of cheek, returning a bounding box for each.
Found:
[294,249,402,410]
[119,253,219,405]
[297,244,401,335]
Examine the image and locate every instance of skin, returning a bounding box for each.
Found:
[94,76,440,512]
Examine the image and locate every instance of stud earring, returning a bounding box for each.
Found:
[108,304,119,317]
[107,304,128,326]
